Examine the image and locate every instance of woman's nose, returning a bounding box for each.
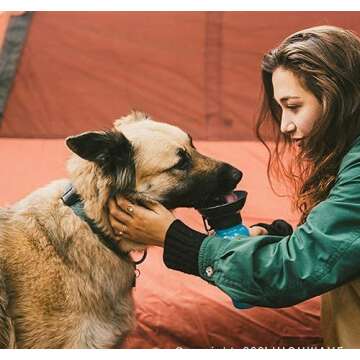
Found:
[280,116,296,134]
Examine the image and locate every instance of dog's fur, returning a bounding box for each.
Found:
[0,112,241,348]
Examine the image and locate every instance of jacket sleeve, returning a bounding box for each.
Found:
[198,145,360,308]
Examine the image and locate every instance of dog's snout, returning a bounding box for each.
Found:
[218,163,242,189]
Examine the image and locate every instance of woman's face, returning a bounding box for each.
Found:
[272,67,323,145]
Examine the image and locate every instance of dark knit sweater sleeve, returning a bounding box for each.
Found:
[163,219,207,276]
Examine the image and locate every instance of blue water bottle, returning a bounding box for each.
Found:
[197,190,253,309]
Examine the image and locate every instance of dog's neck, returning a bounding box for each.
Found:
[67,157,115,238]
[66,156,147,254]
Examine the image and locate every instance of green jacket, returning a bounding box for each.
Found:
[198,137,360,308]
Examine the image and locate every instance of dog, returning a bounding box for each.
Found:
[0,111,242,348]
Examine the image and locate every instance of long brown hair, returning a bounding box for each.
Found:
[256,26,360,224]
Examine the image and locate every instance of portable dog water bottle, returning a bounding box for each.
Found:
[197,190,253,309]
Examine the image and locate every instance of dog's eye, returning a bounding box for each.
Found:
[173,150,190,171]
[175,157,189,170]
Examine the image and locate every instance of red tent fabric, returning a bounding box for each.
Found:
[1,12,360,140]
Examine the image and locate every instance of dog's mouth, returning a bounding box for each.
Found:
[158,178,242,210]
[192,191,239,209]
[125,188,240,212]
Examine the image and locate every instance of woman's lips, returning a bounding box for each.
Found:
[292,138,304,146]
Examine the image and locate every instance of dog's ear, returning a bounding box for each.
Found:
[66,131,134,173]
[113,110,149,130]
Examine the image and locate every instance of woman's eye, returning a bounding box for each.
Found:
[287,105,300,111]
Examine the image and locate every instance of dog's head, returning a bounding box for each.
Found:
[66,112,242,212]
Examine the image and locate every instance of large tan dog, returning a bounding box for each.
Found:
[0,112,242,348]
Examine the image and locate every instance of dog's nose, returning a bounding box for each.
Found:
[231,168,242,184]
[218,164,243,188]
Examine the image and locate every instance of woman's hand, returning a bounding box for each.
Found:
[108,196,176,247]
[249,226,269,236]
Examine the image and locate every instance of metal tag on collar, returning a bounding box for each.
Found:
[132,268,142,288]
[131,249,148,265]
[131,250,147,288]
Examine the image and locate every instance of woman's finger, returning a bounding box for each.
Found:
[115,195,136,215]
[249,226,268,236]
[109,216,127,234]
[134,196,167,214]
[108,197,133,223]
[114,231,131,242]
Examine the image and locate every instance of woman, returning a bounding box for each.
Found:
[108,26,360,347]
